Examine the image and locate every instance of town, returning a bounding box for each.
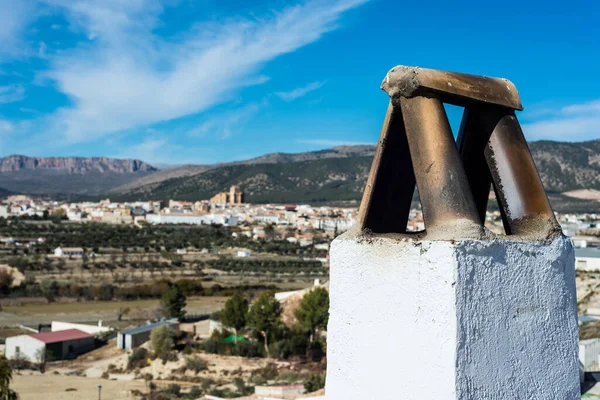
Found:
[0,183,600,398]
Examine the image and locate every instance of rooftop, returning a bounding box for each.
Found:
[31,329,92,344]
[121,319,178,335]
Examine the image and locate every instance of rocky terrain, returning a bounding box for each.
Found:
[0,155,157,196]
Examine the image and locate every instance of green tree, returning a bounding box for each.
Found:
[304,373,326,393]
[221,292,249,342]
[160,285,187,319]
[150,325,175,357]
[248,292,282,357]
[0,355,18,400]
[295,287,329,343]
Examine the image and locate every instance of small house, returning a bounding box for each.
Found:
[117,320,179,350]
[5,329,94,362]
[54,247,84,257]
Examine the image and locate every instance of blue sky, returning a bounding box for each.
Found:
[0,0,599,165]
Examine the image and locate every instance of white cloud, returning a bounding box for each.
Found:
[562,100,600,115]
[0,85,25,104]
[0,119,14,133]
[38,41,47,58]
[297,139,373,147]
[189,102,262,139]
[522,99,600,142]
[39,0,368,143]
[0,0,36,60]
[111,136,208,165]
[275,81,326,101]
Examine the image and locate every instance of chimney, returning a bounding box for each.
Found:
[325,66,579,399]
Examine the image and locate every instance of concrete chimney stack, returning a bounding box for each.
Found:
[325,66,580,400]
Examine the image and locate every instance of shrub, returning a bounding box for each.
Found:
[185,356,208,374]
[150,325,175,358]
[165,383,181,396]
[127,348,149,370]
[232,341,262,358]
[233,377,254,396]
[304,374,326,393]
[250,362,278,384]
[201,338,262,358]
[189,386,202,398]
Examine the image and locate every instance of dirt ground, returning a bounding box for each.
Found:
[0,296,228,326]
[12,373,146,400]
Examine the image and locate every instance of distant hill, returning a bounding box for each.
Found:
[0,187,12,198]
[110,145,376,194]
[0,155,157,196]
[113,140,600,213]
[114,156,373,203]
[529,140,600,192]
[2,140,598,213]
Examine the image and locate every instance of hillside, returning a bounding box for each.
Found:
[110,145,377,193]
[528,140,600,192]
[115,157,373,203]
[114,140,600,212]
[0,155,157,196]
[0,187,12,198]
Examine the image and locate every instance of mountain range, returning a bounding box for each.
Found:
[0,155,157,197]
[0,140,598,212]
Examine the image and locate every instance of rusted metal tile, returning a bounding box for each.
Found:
[382,66,523,111]
[484,111,559,236]
[400,96,482,232]
[358,102,415,233]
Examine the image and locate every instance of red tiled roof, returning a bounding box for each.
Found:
[31,329,92,344]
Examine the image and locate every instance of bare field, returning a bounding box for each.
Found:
[12,373,145,400]
[0,296,228,326]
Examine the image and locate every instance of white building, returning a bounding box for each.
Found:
[5,329,94,362]
[236,250,251,258]
[254,384,304,397]
[146,213,238,226]
[0,205,8,218]
[254,215,281,224]
[54,247,84,257]
[51,321,111,335]
[580,339,600,371]
[575,248,600,272]
[117,320,179,350]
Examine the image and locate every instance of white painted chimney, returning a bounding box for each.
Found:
[325,65,581,399]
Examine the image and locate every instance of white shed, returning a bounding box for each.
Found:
[4,335,45,363]
[5,329,94,362]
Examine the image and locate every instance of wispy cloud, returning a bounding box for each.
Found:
[0,0,36,60]
[522,99,600,142]
[297,139,374,147]
[111,135,208,165]
[0,84,25,104]
[0,119,14,134]
[36,0,368,143]
[189,102,262,139]
[275,81,326,101]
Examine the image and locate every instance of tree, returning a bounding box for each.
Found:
[160,286,186,319]
[151,325,175,357]
[221,292,249,342]
[117,307,130,321]
[248,292,282,357]
[0,270,13,297]
[295,287,329,343]
[0,355,18,400]
[35,348,50,373]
